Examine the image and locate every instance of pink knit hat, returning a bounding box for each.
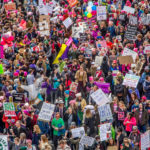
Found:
[89,76,93,81]
[14,72,19,77]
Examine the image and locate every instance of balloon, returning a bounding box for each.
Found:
[91,10,96,16]
[87,6,92,13]
[88,1,93,6]
[92,5,96,11]
[87,13,92,18]
[84,11,88,16]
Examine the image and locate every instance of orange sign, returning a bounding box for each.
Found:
[68,0,78,7]
[4,3,16,11]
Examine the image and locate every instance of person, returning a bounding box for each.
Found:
[120,138,132,150]
[64,107,77,130]
[123,112,136,136]
[12,137,21,150]
[129,126,140,150]
[52,112,65,148]
[57,140,71,150]
[26,139,36,150]
[143,75,150,99]
[116,127,125,150]
[134,103,149,133]
[32,125,41,148]
[75,93,87,126]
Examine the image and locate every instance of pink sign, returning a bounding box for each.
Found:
[65,37,73,47]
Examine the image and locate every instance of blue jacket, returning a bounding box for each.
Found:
[143,80,150,98]
[37,121,50,135]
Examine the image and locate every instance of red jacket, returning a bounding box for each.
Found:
[2,114,18,129]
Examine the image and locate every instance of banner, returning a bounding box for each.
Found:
[122,48,137,62]
[70,82,78,93]
[80,136,95,147]
[63,17,73,29]
[141,130,150,150]
[71,127,85,138]
[0,135,8,150]
[38,102,55,122]
[3,102,16,117]
[98,104,113,122]
[91,89,110,106]
[123,74,140,88]
[65,37,73,47]
[97,6,107,20]
[0,46,4,59]
[94,82,110,93]
[53,44,67,64]
[100,123,111,141]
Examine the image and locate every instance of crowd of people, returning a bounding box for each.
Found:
[0,0,150,149]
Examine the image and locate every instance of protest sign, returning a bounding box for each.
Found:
[65,37,73,47]
[95,56,103,67]
[122,48,137,62]
[3,102,16,117]
[13,93,25,103]
[118,56,134,65]
[70,82,78,93]
[144,45,150,54]
[141,130,150,150]
[39,15,50,36]
[119,14,125,21]
[63,17,73,29]
[71,127,85,138]
[0,46,4,59]
[98,104,113,122]
[129,16,138,25]
[123,6,135,14]
[38,102,55,122]
[141,15,150,25]
[80,33,88,43]
[4,3,16,11]
[125,25,137,41]
[80,136,95,147]
[91,89,110,106]
[97,6,107,21]
[38,3,54,15]
[123,74,140,88]
[0,135,8,150]
[94,82,110,93]
[72,27,83,38]
[116,35,122,41]
[68,0,78,7]
[100,123,111,141]
[96,40,108,53]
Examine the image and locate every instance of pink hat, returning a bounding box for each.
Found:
[0,103,2,107]
[24,72,27,77]
[64,9,68,13]
[133,48,138,52]
[65,4,68,7]
[80,47,85,51]
[14,72,19,77]
[0,96,4,101]
[113,60,117,64]
[99,77,104,82]
[94,25,98,29]
[142,96,147,100]
[89,76,93,81]
[69,100,76,104]
[23,110,29,115]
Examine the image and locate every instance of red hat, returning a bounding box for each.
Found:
[142,96,147,100]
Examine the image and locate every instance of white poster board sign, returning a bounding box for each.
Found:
[122,48,137,62]
[123,73,140,88]
[129,15,138,25]
[80,136,95,147]
[123,6,135,14]
[97,6,107,21]
[141,130,150,150]
[72,26,83,38]
[91,89,110,106]
[38,102,55,122]
[98,104,113,122]
[63,17,73,29]
[144,45,150,54]
[0,135,8,150]
[100,123,111,141]
[71,127,85,138]
[95,56,103,67]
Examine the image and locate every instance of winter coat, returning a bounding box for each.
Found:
[123,117,136,132]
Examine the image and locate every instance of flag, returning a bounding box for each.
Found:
[53,44,67,64]
[0,64,4,74]
[61,46,69,60]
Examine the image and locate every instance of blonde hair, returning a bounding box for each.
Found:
[41,135,48,143]
[119,101,126,110]
[34,125,41,134]
[85,109,92,118]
